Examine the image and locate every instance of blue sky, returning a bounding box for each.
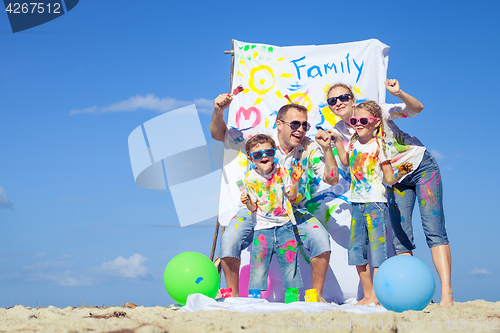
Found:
[1,1,499,307]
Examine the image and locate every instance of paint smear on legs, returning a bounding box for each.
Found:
[278,240,296,263]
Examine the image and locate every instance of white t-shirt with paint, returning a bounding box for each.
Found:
[244,163,296,230]
[348,140,390,203]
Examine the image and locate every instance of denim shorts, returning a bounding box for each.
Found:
[387,150,449,254]
[249,222,303,291]
[220,208,331,260]
[348,202,389,267]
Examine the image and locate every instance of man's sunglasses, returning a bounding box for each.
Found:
[349,117,379,126]
[327,94,353,106]
[249,148,276,160]
[280,120,311,131]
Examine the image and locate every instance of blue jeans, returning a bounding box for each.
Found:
[220,208,331,259]
[249,222,303,290]
[348,202,388,267]
[387,150,449,254]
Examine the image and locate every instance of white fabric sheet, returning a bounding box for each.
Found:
[181,294,388,314]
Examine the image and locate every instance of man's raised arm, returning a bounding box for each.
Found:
[211,94,232,142]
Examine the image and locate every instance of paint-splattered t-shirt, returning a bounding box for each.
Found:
[333,103,426,182]
[224,126,325,213]
[348,140,389,203]
[244,164,296,230]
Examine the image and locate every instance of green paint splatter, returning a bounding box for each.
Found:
[349,218,356,246]
[310,157,321,165]
[278,245,296,256]
[305,201,321,214]
[324,204,339,225]
[244,45,250,51]
[268,46,273,53]
[298,243,310,264]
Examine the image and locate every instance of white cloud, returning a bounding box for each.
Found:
[20,258,93,287]
[70,95,213,115]
[470,268,491,276]
[0,186,14,210]
[58,254,72,260]
[22,260,73,271]
[2,253,151,287]
[36,271,94,287]
[101,253,149,279]
[430,149,446,160]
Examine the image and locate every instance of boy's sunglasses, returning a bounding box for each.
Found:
[281,120,311,131]
[249,148,276,160]
[327,94,353,106]
[349,117,379,126]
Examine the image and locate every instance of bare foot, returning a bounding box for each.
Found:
[354,297,379,306]
[440,290,454,306]
[318,295,328,303]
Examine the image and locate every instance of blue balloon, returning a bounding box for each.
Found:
[374,255,435,312]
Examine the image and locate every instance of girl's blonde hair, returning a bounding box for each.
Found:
[348,101,387,157]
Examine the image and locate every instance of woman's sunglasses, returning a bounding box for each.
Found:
[349,117,379,126]
[249,148,276,160]
[280,120,311,131]
[327,94,353,106]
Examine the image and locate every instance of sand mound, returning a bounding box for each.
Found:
[0,300,499,332]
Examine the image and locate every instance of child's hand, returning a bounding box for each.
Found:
[398,162,413,175]
[315,128,332,150]
[385,79,401,96]
[291,161,305,182]
[240,192,250,205]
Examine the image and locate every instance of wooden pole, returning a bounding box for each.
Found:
[210,217,220,262]
[210,40,235,267]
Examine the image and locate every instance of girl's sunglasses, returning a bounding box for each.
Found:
[349,117,379,126]
[249,148,276,160]
[281,120,311,131]
[327,94,353,106]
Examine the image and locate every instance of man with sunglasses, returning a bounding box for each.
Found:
[211,94,339,302]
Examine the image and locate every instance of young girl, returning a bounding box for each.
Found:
[241,134,305,296]
[334,101,412,306]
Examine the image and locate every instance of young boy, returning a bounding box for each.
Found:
[241,134,304,295]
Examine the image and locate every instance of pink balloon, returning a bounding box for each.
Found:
[238,264,272,299]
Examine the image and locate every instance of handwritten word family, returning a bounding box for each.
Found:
[290,54,365,83]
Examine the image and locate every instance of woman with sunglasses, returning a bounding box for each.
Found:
[326,79,453,306]
[241,134,305,295]
[334,101,413,306]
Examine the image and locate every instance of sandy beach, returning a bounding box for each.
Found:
[1,300,499,333]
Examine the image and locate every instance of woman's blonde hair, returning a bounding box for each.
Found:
[326,83,354,100]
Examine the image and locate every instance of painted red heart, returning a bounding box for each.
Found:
[235,106,262,128]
